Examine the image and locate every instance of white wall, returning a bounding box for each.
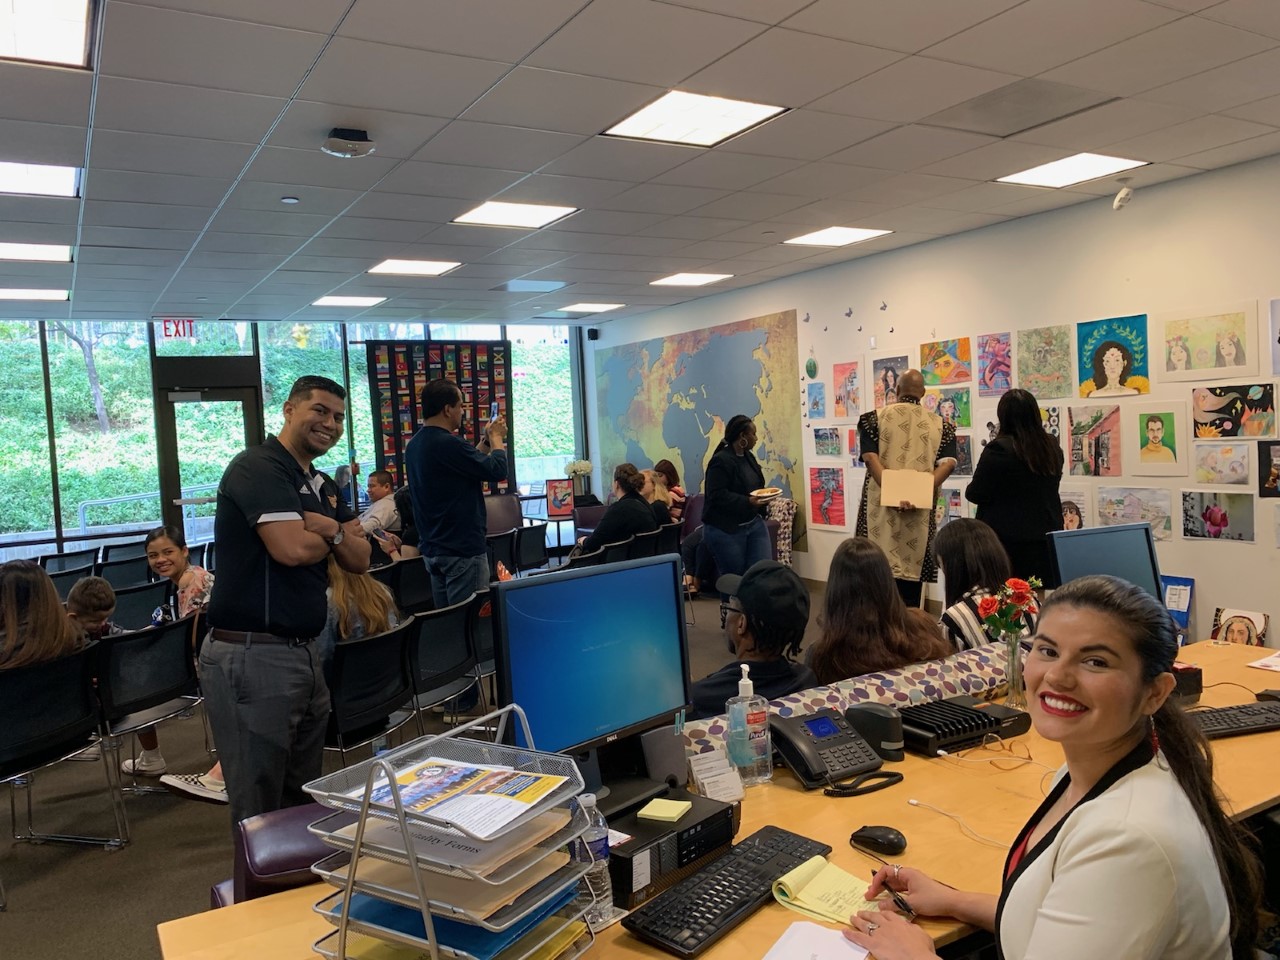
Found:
[587,154,1280,644]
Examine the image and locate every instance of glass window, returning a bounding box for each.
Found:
[429,323,502,341]
[153,320,254,356]
[509,325,575,487]
[0,321,56,557]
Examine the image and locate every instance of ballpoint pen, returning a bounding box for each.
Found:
[871,870,916,921]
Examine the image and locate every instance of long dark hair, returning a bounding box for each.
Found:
[1042,576,1262,959]
[653,458,681,489]
[0,561,80,670]
[715,415,755,453]
[1090,340,1133,389]
[810,538,950,684]
[933,519,1011,609]
[996,388,1060,477]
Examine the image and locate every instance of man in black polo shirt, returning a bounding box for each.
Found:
[201,375,371,825]
[406,378,507,607]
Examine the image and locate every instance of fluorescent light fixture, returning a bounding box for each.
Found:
[0,242,72,262]
[368,259,461,276]
[0,161,79,197]
[996,152,1148,188]
[606,90,787,147]
[453,201,577,229]
[312,295,387,307]
[559,303,624,313]
[784,227,892,247]
[0,0,91,66]
[0,288,69,300]
[495,280,567,293]
[650,273,733,287]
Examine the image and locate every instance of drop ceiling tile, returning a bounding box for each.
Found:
[660,0,813,24]
[1140,0,1225,11]
[283,256,382,273]
[477,248,572,268]
[541,137,699,180]
[511,232,618,253]
[1057,161,1202,195]
[992,191,1096,217]
[0,262,73,283]
[924,0,1180,74]
[923,181,1054,213]
[374,161,526,200]
[781,0,1025,53]
[89,129,255,179]
[1140,48,1280,113]
[634,216,752,239]
[0,61,92,126]
[688,191,811,220]
[346,192,470,223]
[525,0,765,86]
[245,146,399,191]
[496,173,632,207]
[917,140,1067,179]
[719,109,895,161]
[318,217,429,242]
[210,207,332,236]
[394,235,507,258]
[1199,0,1280,40]
[338,0,587,61]
[0,119,86,166]
[462,67,663,135]
[299,37,511,117]
[0,218,76,243]
[100,3,327,97]
[1170,130,1280,169]
[1010,98,1201,150]
[79,226,200,249]
[412,121,585,170]
[1104,114,1276,162]
[82,200,213,230]
[1041,16,1277,96]
[674,239,774,259]
[682,28,903,106]
[597,183,734,215]
[93,77,285,143]
[825,125,996,170]
[228,181,363,215]
[554,210,670,235]
[74,247,185,266]
[84,170,232,206]
[699,236,819,259]
[751,161,892,197]
[129,0,351,31]
[1226,93,1280,126]
[768,198,895,226]
[268,101,449,160]
[198,233,304,255]
[298,238,423,260]
[596,234,692,255]
[864,205,1003,232]
[653,152,804,190]
[809,56,1020,123]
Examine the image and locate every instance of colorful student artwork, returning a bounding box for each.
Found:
[1097,487,1173,541]
[809,466,847,529]
[952,434,974,477]
[872,355,909,409]
[848,429,861,466]
[1258,442,1280,499]
[1191,382,1276,439]
[1060,486,1091,530]
[1157,303,1257,383]
[976,409,999,449]
[546,478,574,518]
[1193,443,1250,485]
[1271,299,1280,376]
[1182,490,1255,542]
[1127,401,1187,478]
[813,427,841,457]
[977,332,1012,398]
[1067,405,1122,477]
[1041,405,1062,439]
[833,361,859,419]
[807,382,826,419]
[1077,314,1150,398]
[1016,324,1073,400]
[923,386,971,428]
[920,338,972,385]
[935,488,963,531]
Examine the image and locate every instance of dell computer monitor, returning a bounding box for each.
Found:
[493,554,691,800]
[1047,522,1162,598]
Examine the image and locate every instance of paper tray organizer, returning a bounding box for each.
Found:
[302,705,598,960]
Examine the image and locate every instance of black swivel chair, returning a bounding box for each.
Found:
[325,618,419,767]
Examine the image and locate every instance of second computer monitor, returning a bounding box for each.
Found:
[1047,522,1161,597]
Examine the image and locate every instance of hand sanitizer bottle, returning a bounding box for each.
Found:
[726,664,772,785]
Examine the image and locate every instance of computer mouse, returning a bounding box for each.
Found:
[850,824,907,857]
[1256,690,1280,703]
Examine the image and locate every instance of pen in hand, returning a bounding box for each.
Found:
[871,870,916,921]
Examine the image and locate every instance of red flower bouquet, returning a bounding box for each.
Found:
[981,576,1041,709]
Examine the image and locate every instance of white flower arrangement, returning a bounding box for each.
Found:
[566,459,592,477]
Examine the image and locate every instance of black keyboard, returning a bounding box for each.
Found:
[621,824,832,958]
[1190,702,1280,740]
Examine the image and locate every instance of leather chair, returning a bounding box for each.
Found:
[210,802,351,908]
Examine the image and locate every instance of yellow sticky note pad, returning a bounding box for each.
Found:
[636,798,693,822]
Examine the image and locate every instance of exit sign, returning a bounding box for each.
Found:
[160,318,196,338]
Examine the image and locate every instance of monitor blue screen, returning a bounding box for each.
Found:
[1048,523,1161,598]
[496,557,690,754]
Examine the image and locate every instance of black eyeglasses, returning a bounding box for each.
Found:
[719,599,743,628]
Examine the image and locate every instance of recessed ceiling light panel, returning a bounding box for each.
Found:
[559,303,625,313]
[0,242,72,262]
[453,201,577,229]
[605,90,787,147]
[784,227,892,247]
[0,161,79,197]
[312,296,387,307]
[996,152,1148,188]
[368,259,461,276]
[650,273,733,287]
[0,0,91,66]
[0,288,69,301]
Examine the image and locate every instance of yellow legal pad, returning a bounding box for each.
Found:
[635,798,693,822]
[771,855,880,925]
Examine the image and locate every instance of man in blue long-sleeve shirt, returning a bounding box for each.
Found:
[405,378,507,608]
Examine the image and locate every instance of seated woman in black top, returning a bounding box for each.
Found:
[578,463,657,553]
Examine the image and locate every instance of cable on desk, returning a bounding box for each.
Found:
[908,798,1012,848]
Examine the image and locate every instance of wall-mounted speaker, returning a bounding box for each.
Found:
[587,327,600,341]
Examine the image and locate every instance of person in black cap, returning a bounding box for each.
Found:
[688,559,816,720]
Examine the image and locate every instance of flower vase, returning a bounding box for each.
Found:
[1003,631,1027,709]
[571,475,588,498]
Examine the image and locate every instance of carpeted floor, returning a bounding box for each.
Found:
[1,584,827,959]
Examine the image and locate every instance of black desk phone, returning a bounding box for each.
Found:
[770,708,902,796]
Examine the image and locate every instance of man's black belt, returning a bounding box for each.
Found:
[210,628,313,647]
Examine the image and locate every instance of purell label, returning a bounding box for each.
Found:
[746,710,767,726]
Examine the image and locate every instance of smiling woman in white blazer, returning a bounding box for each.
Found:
[843,575,1263,960]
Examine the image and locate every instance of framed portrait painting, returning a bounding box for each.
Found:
[1125,401,1187,477]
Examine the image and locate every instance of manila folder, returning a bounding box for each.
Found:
[879,469,933,509]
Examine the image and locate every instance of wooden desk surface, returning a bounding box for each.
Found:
[158,641,1279,960]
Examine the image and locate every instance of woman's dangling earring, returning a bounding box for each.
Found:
[1149,715,1160,753]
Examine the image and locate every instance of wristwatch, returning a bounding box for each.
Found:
[327,525,345,547]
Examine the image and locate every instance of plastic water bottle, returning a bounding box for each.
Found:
[573,793,614,927]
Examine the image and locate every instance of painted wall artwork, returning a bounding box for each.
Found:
[1182,490,1255,542]
[1127,401,1187,478]
[952,434,974,477]
[807,382,826,419]
[920,337,972,385]
[813,426,841,457]
[1271,299,1280,376]
[1193,443,1250,485]
[1097,486,1173,541]
[1068,405,1122,477]
[809,466,847,529]
[1191,383,1276,439]
[1157,303,1257,382]
[1077,314,1150,398]
[1041,405,1062,439]
[935,487,963,530]
[546,478,574,518]
[1016,324,1072,400]
[923,386,972,428]
[847,428,861,466]
[977,332,1012,398]
[976,409,999,449]
[833,361,859,418]
[1060,486,1091,530]
[872,354,909,409]
[1258,441,1280,499]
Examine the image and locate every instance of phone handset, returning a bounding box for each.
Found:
[770,708,902,796]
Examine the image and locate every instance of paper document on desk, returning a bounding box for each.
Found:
[1249,651,1280,672]
[762,920,869,960]
[879,469,933,509]
[772,855,879,924]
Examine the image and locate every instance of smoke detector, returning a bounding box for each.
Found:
[320,127,376,159]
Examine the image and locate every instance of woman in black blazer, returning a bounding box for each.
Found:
[702,415,771,592]
[578,463,657,553]
[964,389,1063,584]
